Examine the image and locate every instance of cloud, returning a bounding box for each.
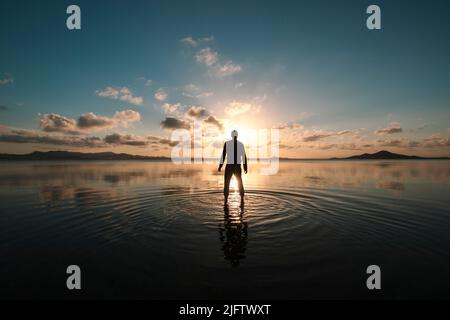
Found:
[407,141,421,148]
[180,36,214,47]
[0,124,184,150]
[0,125,104,147]
[204,115,224,132]
[0,125,182,149]
[302,132,333,142]
[96,86,143,105]
[376,138,423,148]
[423,135,450,148]
[224,101,254,116]
[39,110,141,135]
[186,106,209,118]
[0,74,13,85]
[212,61,242,78]
[154,88,168,101]
[194,45,242,78]
[158,137,180,147]
[40,114,80,135]
[274,122,304,130]
[299,128,357,143]
[103,133,148,146]
[113,109,141,125]
[182,84,213,98]
[162,103,180,115]
[278,144,296,150]
[160,117,190,130]
[375,124,403,135]
[376,139,404,147]
[77,113,116,129]
[180,36,198,46]
[196,48,218,66]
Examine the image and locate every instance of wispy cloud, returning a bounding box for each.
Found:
[154,88,168,101]
[162,102,180,115]
[96,86,143,105]
[195,47,242,78]
[313,143,361,151]
[423,135,450,148]
[182,84,213,99]
[273,122,304,130]
[180,36,214,47]
[224,100,261,116]
[301,129,354,142]
[375,123,403,135]
[376,138,405,147]
[225,101,251,116]
[211,61,242,78]
[196,48,219,66]
[303,132,334,142]
[0,73,14,85]
[180,36,198,47]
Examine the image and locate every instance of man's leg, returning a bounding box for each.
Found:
[235,166,244,198]
[224,165,233,202]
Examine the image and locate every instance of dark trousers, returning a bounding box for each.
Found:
[224,164,244,198]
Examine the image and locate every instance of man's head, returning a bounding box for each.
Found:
[231,130,238,139]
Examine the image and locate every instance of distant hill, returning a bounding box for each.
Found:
[0,150,448,161]
[0,151,170,161]
[340,150,447,160]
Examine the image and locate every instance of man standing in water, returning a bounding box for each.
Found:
[218,130,248,204]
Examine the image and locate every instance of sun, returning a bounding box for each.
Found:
[229,176,238,192]
[222,122,259,147]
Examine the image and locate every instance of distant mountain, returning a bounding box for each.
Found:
[281,150,449,160]
[0,150,448,161]
[0,151,170,161]
[342,150,431,160]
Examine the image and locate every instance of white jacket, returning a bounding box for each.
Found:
[220,139,248,166]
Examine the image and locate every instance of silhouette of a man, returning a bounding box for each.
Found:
[218,130,248,204]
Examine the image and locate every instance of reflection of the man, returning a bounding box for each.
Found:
[218,200,248,267]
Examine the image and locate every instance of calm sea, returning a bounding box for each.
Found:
[1,160,450,299]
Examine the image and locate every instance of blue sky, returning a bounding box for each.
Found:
[0,0,449,157]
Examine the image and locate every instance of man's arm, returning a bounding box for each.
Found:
[243,147,248,174]
[218,142,226,172]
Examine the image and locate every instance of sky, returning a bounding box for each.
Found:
[0,0,449,158]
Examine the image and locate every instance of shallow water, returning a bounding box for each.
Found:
[1,160,450,299]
